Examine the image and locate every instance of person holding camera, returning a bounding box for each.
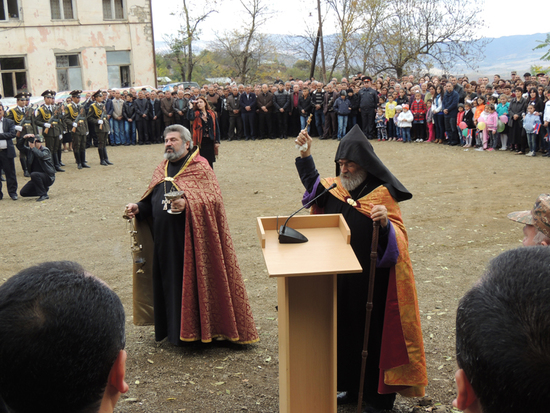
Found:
[16,134,55,201]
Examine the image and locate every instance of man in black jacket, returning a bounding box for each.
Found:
[0,105,18,200]
[135,89,150,145]
[358,77,378,140]
[16,134,55,202]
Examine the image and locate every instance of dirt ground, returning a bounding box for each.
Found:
[1,137,546,413]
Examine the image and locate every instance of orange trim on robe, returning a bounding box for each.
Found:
[141,151,259,344]
[314,177,427,397]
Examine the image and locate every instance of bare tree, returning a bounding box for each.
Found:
[371,0,487,77]
[211,0,272,84]
[165,0,217,82]
[325,0,365,79]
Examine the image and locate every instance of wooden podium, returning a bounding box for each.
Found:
[257,214,362,413]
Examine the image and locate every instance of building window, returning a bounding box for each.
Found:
[56,54,82,91]
[0,57,28,98]
[0,0,20,21]
[107,51,131,88]
[50,0,74,20]
[103,0,124,20]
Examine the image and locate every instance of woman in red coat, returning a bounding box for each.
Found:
[187,96,220,169]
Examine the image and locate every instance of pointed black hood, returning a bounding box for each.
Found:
[334,124,412,202]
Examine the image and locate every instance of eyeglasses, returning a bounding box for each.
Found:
[18,98,30,101]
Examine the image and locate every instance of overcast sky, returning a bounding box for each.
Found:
[151,0,550,49]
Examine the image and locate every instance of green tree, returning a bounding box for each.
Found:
[534,33,550,61]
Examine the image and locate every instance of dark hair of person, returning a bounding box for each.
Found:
[0,261,125,413]
[456,247,550,413]
[529,87,539,98]
[436,85,444,96]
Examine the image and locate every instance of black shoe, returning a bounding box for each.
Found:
[37,195,49,202]
[337,391,357,405]
[55,167,65,172]
[10,194,18,200]
[24,170,30,177]
[59,161,66,166]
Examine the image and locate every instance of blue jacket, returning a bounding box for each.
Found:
[333,97,351,115]
[442,90,459,117]
[523,113,540,133]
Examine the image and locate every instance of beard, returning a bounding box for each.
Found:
[340,168,367,192]
[164,145,186,162]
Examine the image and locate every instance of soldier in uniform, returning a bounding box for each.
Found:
[34,90,65,172]
[87,90,113,166]
[64,90,90,169]
[6,92,35,177]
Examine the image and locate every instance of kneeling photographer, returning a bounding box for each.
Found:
[16,134,55,202]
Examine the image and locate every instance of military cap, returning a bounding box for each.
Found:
[508,194,550,238]
[70,90,83,97]
[92,89,103,98]
[41,90,56,98]
[15,92,31,99]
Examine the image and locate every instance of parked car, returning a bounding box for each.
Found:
[162,82,200,93]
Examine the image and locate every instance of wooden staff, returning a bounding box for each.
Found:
[356,220,380,413]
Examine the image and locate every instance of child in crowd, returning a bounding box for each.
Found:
[463,102,475,148]
[397,89,409,106]
[523,104,541,156]
[496,94,510,150]
[473,97,486,147]
[474,96,486,124]
[333,90,351,141]
[385,93,397,140]
[376,107,388,141]
[398,104,413,143]
[476,104,498,151]
[457,103,465,145]
[411,92,427,142]
[394,105,403,141]
[426,99,434,142]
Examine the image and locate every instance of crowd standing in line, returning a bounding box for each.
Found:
[2,70,549,201]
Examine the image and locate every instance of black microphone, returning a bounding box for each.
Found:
[279,183,337,244]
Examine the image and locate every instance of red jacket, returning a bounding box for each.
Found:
[411,99,427,122]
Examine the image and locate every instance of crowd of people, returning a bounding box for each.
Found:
[2,70,549,201]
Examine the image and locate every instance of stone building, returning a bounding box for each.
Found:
[0,0,156,97]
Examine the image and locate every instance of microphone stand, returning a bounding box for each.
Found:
[278,183,337,244]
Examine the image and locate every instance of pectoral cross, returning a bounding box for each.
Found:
[162,198,170,210]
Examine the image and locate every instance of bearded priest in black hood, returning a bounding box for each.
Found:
[293,125,427,413]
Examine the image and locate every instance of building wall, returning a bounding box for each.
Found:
[0,0,155,96]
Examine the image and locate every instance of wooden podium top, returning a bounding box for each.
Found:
[257,214,363,278]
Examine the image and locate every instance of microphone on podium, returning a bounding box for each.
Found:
[278,183,337,244]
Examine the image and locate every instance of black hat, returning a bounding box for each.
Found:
[334,125,412,202]
[92,89,103,98]
[15,92,31,99]
[524,72,532,77]
[537,72,545,77]
[41,90,56,98]
[70,90,82,97]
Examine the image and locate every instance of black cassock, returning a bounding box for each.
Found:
[137,155,188,345]
[296,155,397,410]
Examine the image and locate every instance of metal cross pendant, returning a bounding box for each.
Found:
[162,198,170,210]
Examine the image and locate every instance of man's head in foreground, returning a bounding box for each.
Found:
[0,261,128,413]
[507,194,550,246]
[454,246,550,412]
